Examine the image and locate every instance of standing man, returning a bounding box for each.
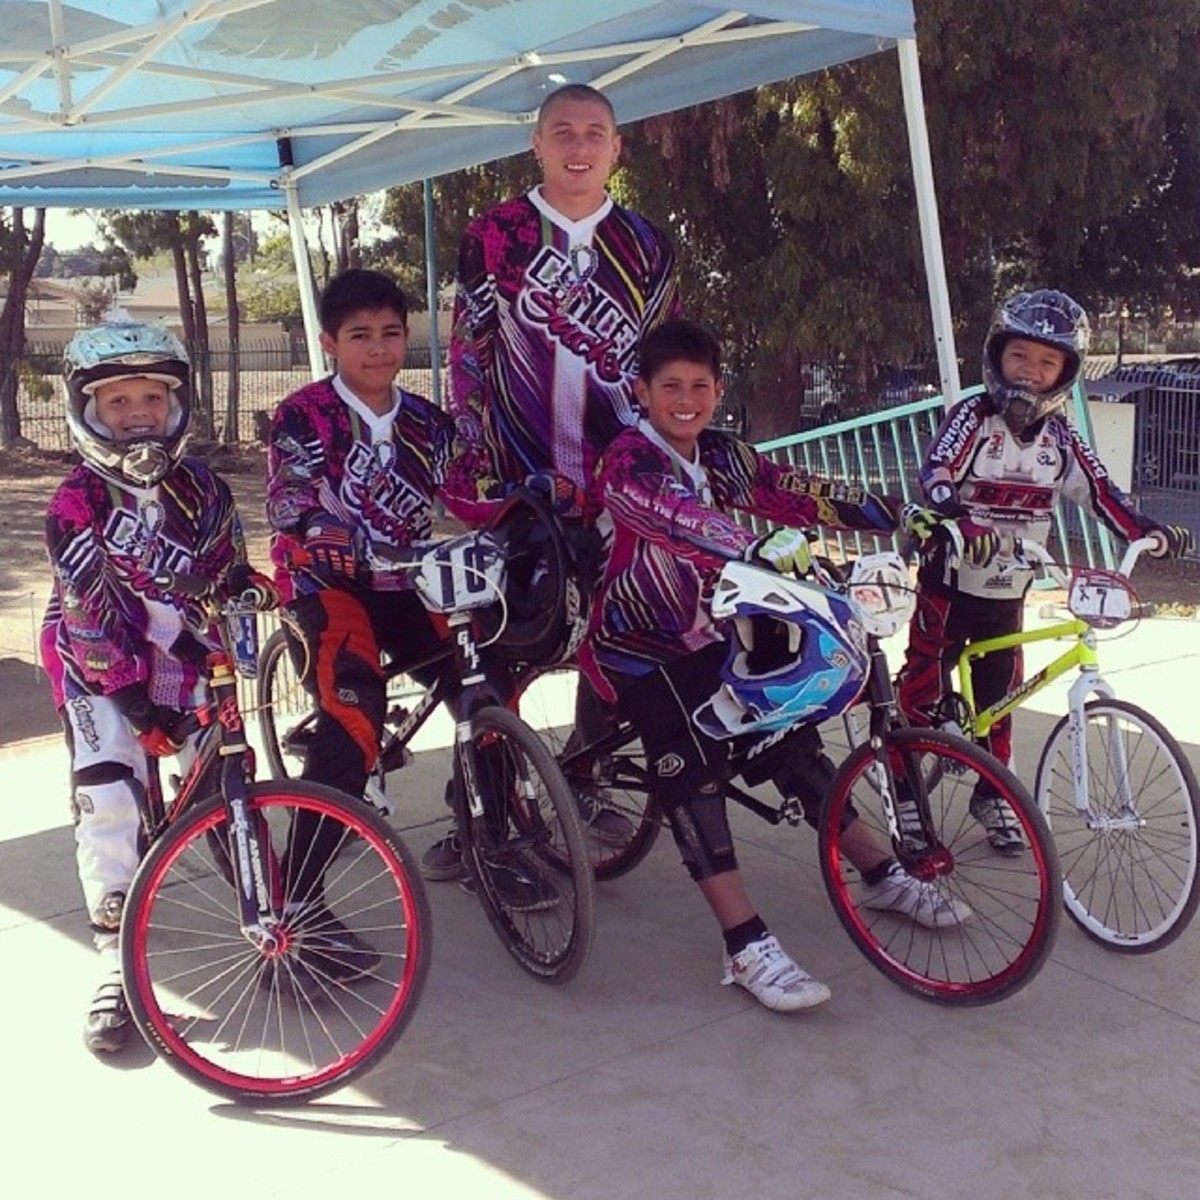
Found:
[422,82,682,879]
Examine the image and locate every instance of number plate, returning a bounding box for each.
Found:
[413,532,506,613]
[1067,567,1137,628]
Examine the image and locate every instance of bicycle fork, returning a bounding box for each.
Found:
[208,658,283,954]
[1065,671,1142,832]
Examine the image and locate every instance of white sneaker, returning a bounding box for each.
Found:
[720,934,831,1012]
[862,863,972,928]
[969,790,1026,857]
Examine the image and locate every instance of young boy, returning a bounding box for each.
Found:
[582,318,966,1013]
[897,288,1193,852]
[43,321,251,1053]
[424,81,683,875]
[267,268,560,910]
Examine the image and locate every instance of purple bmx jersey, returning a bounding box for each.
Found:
[449,190,680,491]
[580,423,896,701]
[42,458,244,708]
[266,377,496,593]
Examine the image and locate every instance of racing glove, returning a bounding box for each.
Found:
[224,562,281,611]
[524,470,585,518]
[745,527,813,577]
[902,504,1000,570]
[110,683,187,758]
[302,513,359,579]
[1148,524,1195,559]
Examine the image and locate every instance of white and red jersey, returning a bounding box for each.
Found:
[921,393,1158,598]
[449,187,680,494]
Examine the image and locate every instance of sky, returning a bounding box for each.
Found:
[43,208,109,249]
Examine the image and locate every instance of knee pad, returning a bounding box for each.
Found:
[664,782,737,882]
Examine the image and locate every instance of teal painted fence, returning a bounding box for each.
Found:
[752,383,1116,570]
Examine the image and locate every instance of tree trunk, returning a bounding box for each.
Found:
[0,208,46,446]
[222,212,241,444]
[185,217,213,439]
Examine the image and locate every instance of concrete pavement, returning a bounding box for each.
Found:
[2,604,1200,1200]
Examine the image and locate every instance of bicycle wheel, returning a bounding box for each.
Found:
[819,727,1060,1006]
[513,662,662,880]
[1035,698,1200,953]
[257,627,315,780]
[453,704,596,982]
[122,782,431,1104]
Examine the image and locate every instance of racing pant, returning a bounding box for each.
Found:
[895,585,1024,768]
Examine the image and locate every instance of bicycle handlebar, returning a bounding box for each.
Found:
[1000,534,1158,585]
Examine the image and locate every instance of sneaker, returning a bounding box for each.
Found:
[460,852,561,913]
[292,905,381,982]
[575,788,634,845]
[83,969,132,1054]
[862,862,972,928]
[421,829,465,881]
[720,934,831,1012]
[969,788,1026,857]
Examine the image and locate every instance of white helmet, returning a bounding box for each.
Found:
[64,322,191,486]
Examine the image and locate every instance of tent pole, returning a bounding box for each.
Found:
[282,178,324,378]
[897,37,960,408]
[423,178,442,406]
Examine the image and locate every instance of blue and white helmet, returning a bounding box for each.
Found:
[694,561,869,740]
[64,321,191,486]
[982,289,1089,436]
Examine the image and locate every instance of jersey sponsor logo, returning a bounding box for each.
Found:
[520,247,639,384]
[967,481,1054,511]
[932,400,982,462]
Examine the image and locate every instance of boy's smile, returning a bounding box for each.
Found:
[92,376,172,441]
[635,358,723,458]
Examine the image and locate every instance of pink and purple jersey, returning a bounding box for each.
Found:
[580,422,898,699]
[43,458,245,708]
[449,189,680,493]
[921,393,1158,598]
[267,377,496,592]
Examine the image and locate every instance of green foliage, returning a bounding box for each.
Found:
[239,274,303,327]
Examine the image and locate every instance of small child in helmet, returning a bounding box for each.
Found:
[582,318,967,1014]
[897,288,1194,854]
[42,321,256,1055]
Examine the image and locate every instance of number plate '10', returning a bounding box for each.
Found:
[416,534,506,613]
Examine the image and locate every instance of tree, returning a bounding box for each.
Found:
[222,212,241,443]
[0,207,46,445]
[615,0,1200,436]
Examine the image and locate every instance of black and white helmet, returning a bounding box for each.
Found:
[64,322,191,486]
[982,289,1089,436]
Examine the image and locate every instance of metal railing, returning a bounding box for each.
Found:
[752,384,1117,571]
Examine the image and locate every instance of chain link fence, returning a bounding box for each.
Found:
[12,339,439,451]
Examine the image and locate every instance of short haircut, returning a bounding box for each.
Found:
[318,268,409,335]
[537,83,617,129]
[638,319,722,382]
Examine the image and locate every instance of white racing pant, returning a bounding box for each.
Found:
[63,691,198,949]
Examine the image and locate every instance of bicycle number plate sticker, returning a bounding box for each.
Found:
[1068,567,1137,628]
[415,533,506,613]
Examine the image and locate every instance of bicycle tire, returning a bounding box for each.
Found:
[1035,697,1200,953]
[122,782,432,1103]
[257,627,316,781]
[819,727,1060,1006]
[453,704,596,982]
[513,662,662,881]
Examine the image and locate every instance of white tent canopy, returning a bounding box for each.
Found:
[0,0,959,399]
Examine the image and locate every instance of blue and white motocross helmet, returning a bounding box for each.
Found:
[694,561,869,740]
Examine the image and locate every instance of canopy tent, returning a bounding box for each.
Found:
[0,0,959,401]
